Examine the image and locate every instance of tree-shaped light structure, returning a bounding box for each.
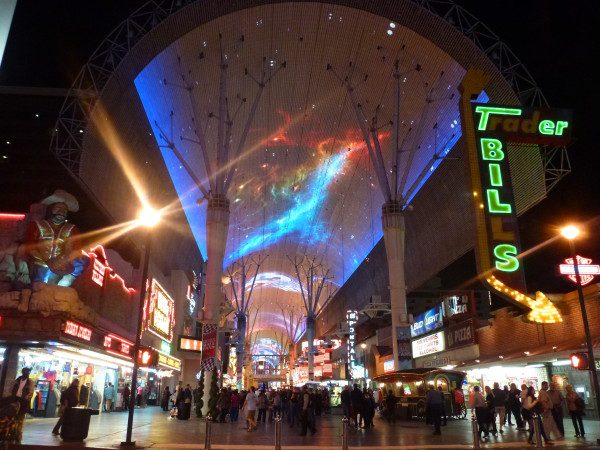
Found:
[289,255,336,381]
[280,304,306,377]
[226,254,267,388]
[328,58,454,370]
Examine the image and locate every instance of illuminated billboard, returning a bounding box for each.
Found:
[145,279,175,343]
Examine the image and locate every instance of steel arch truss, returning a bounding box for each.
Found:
[51,0,569,192]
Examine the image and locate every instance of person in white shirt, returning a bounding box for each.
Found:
[242,387,258,432]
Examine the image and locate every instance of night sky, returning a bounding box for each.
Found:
[0,0,597,298]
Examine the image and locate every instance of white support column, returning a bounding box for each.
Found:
[203,195,230,323]
[306,315,315,381]
[382,201,410,371]
[202,195,229,411]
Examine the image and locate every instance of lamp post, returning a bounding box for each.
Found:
[561,225,600,430]
[360,343,367,387]
[122,206,161,447]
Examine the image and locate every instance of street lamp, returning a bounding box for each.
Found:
[122,206,160,447]
[560,224,600,437]
[360,343,367,386]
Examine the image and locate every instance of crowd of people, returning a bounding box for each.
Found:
[213,385,330,435]
[469,381,586,445]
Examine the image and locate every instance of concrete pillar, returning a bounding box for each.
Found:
[0,345,20,397]
[382,201,410,371]
[235,312,246,390]
[203,195,230,323]
[306,315,315,381]
[202,195,229,414]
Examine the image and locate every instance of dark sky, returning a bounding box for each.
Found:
[0,0,597,292]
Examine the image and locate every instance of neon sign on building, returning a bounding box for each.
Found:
[459,70,572,324]
[145,279,175,343]
[346,310,358,377]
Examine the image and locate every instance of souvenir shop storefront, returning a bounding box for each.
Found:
[0,314,180,418]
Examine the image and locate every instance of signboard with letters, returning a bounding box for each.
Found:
[383,359,395,373]
[145,279,175,343]
[459,72,570,323]
[178,335,202,353]
[410,305,444,338]
[346,310,358,378]
[411,330,446,358]
[446,319,476,350]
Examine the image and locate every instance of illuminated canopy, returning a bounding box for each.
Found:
[63,0,555,342]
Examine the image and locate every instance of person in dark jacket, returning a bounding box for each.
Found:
[507,383,524,429]
[485,386,497,436]
[11,367,35,443]
[123,384,131,411]
[340,386,351,418]
[426,385,444,435]
[52,378,80,435]
[491,382,507,434]
[350,384,363,428]
[362,391,376,429]
[385,390,397,424]
[161,386,171,411]
[176,384,192,420]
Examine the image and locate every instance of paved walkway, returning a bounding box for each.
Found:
[16,407,600,449]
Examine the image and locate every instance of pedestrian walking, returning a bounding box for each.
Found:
[471,386,490,440]
[385,390,397,424]
[350,384,362,428]
[491,382,507,433]
[522,386,553,445]
[243,387,258,432]
[299,386,316,435]
[11,367,34,443]
[362,390,376,429]
[425,385,444,435]
[539,381,561,440]
[289,388,300,427]
[547,382,565,438]
[230,389,241,422]
[507,383,524,429]
[103,383,114,413]
[161,386,171,411]
[52,378,80,436]
[123,384,131,411]
[257,390,268,423]
[484,386,497,436]
[437,386,447,426]
[340,385,351,419]
[565,384,585,438]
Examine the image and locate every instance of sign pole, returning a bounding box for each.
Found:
[569,240,600,437]
[122,230,152,447]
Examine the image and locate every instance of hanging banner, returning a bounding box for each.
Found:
[201,323,218,371]
[410,305,444,338]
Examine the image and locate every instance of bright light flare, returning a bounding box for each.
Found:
[137,207,161,227]
[560,225,580,240]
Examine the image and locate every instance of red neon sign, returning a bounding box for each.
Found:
[64,320,92,341]
[0,213,26,220]
[559,255,600,286]
[81,245,135,294]
[103,333,134,359]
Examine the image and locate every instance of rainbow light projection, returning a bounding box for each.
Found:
[132,3,487,331]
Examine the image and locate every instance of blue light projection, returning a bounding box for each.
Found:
[230,151,347,263]
[131,8,486,321]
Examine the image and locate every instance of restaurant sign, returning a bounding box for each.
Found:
[446,319,476,350]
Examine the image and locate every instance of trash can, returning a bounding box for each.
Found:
[60,407,99,441]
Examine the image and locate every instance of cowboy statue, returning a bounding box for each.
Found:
[24,189,88,287]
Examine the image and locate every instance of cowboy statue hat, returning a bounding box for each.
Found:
[41,189,79,212]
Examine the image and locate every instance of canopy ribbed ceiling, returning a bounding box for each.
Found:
[134,2,469,336]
